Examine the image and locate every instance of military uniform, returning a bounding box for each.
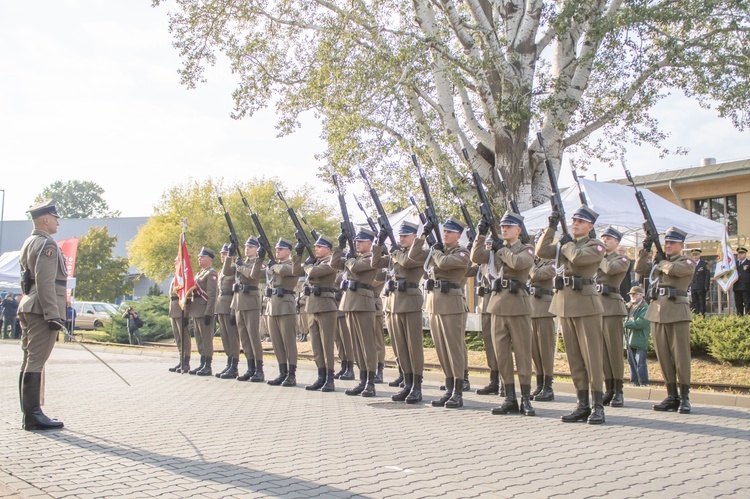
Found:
[528,257,556,401]
[472,258,500,396]
[733,249,749,316]
[168,280,190,373]
[689,250,710,315]
[17,200,66,430]
[373,268,387,383]
[215,244,241,379]
[295,277,310,341]
[232,237,266,382]
[187,247,219,376]
[333,271,355,380]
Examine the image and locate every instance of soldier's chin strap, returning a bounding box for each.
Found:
[62,327,131,386]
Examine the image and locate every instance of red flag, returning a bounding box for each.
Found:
[57,238,79,277]
[173,233,198,309]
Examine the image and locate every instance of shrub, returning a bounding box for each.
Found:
[701,314,750,364]
[104,295,171,344]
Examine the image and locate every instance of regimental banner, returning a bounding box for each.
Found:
[57,238,79,277]
[714,230,739,293]
[173,233,199,309]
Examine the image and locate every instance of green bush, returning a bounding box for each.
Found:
[689,314,713,356]
[104,295,172,344]
[696,314,750,364]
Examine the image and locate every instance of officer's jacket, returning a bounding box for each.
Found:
[168,281,188,319]
[331,250,377,312]
[734,258,750,291]
[373,268,386,317]
[597,252,629,317]
[266,256,304,316]
[635,250,695,323]
[536,227,604,318]
[216,256,236,315]
[690,259,710,291]
[188,266,218,318]
[529,259,556,319]
[232,256,265,312]
[470,235,533,316]
[371,243,426,314]
[304,250,340,314]
[411,236,470,315]
[18,229,68,320]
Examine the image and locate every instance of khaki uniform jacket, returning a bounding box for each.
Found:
[635,251,695,323]
[216,257,236,315]
[536,227,605,318]
[371,243,426,314]
[597,252,629,317]
[187,267,219,318]
[168,281,187,318]
[331,250,377,312]
[304,251,340,314]
[529,259,556,319]
[231,256,265,311]
[19,229,68,320]
[374,268,386,317]
[266,256,304,316]
[411,237,470,315]
[470,235,534,316]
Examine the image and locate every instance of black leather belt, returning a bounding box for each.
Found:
[596,283,619,296]
[347,280,374,291]
[529,286,554,298]
[273,288,295,296]
[219,290,234,296]
[396,280,420,290]
[170,296,179,301]
[492,278,522,293]
[658,286,688,297]
[563,276,595,286]
[315,286,339,293]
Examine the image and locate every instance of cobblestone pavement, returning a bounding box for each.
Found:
[1,342,749,498]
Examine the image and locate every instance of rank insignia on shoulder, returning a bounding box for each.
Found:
[686,259,693,265]
[45,249,54,257]
[459,252,467,257]
[528,249,534,255]
[622,257,628,262]
[212,275,217,280]
[596,245,603,252]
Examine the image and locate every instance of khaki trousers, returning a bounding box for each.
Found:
[652,321,691,385]
[217,313,240,358]
[388,311,424,375]
[237,309,263,361]
[375,314,386,364]
[561,315,603,394]
[171,316,191,358]
[310,310,337,370]
[335,315,354,363]
[492,314,532,387]
[192,317,214,358]
[429,312,467,379]
[602,315,625,381]
[531,316,556,377]
[346,311,377,372]
[268,314,298,366]
[481,313,498,371]
[19,313,58,374]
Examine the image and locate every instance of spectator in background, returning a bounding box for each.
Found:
[2,293,19,339]
[689,249,710,315]
[13,295,22,339]
[122,307,143,346]
[64,301,76,342]
[624,286,650,386]
[735,247,750,316]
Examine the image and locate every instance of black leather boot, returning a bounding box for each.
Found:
[215,357,232,378]
[476,370,500,395]
[388,368,404,387]
[534,376,554,401]
[237,358,255,381]
[520,384,536,416]
[321,369,336,392]
[189,355,205,375]
[432,378,454,407]
[196,357,213,376]
[491,384,519,415]
[250,360,265,382]
[306,367,327,391]
[679,384,691,414]
[221,357,239,379]
[345,371,367,396]
[21,372,64,431]
[373,363,384,384]
[462,370,471,392]
[362,371,377,397]
[334,361,347,379]
[282,364,297,387]
[267,363,288,386]
[179,355,190,374]
[561,390,591,422]
[588,391,606,425]
[445,378,463,408]
[653,383,680,412]
[168,360,182,373]
[340,361,355,380]
[530,375,544,399]
[391,373,413,402]
[405,374,423,404]
[610,379,624,407]
[603,379,615,406]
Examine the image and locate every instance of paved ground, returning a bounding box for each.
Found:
[1,341,749,498]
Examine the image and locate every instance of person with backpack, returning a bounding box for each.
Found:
[122,307,143,346]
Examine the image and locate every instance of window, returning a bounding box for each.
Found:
[694,195,737,235]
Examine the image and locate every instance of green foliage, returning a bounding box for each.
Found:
[689,313,713,356]
[35,180,121,218]
[105,295,172,344]
[75,227,130,302]
[691,314,750,364]
[422,333,434,349]
[147,282,163,296]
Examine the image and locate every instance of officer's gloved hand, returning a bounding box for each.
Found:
[477,218,489,236]
[642,236,653,252]
[654,251,666,264]
[344,251,355,260]
[548,210,561,229]
[337,233,348,249]
[467,240,474,251]
[294,242,305,256]
[431,242,444,252]
[268,259,277,268]
[559,234,573,246]
[304,255,316,265]
[377,227,388,246]
[422,221,435,238]
[257,246,266,261]
[203,315,212,326]
[47,318,65,331]
[492,238,505,251]
[227,241,237,256]
[230,315,237,326]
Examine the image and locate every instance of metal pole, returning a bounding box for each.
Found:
[0,189,5,254]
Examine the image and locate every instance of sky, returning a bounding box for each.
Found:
[1,0,748,222]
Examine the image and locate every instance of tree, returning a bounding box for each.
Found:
[35,180,121,218]
[128,177,339,281]
[156,0,750,211]
[75,226,130,302]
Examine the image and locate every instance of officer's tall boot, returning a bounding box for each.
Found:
[653,383,680,411]
[281,364,297,387]
[431,378,454,407]
[334,360,347,379]
[476,370,499,395]
[340,361,355,380]
[215,357,232,378]
[445,378,464,408]
[388,368,404,387]
[221,357,239,379]
[237,358,255,381]
[561,390,591,422]
[250,360,265,382]
[391,373,413,402]
[21,372,63,431]
[196,357,213,376]
[373,363,384,384]
[491,383,519,415]
[534,375,555,401]
[678,384,691,414]
[168,359,182,372]
[306,367,327,391]
[189,355,205,375]
[321,369,336,392]
[520,384,536,416]
[179,355,190,374]
[362,371,377,397]
[462,370,471,392]
[345,370,367,396]
[19,372,23,412]
[602,379,615,406]
[588,391,606,425]
[405,374,423,404]
[267,363,288,386]
[610,379,624,407]
[530,375,544,399]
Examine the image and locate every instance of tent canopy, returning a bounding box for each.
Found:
[521,178,726,246]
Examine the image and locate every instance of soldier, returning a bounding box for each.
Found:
[471,213,536,416]
[536,205,606,424]
[168,279,190,373]
[331,228,379,397]
[596,227,630,408]
[233,238,266,382]
[295,277,310,342]
[265,238,304,386]
[333,271,355,381]
[473,236,502,397]
[187,247,219,376]
[689,249,710,315]
[372,221,428,403]
[18,200,66,431]
[733,247,749,316]
[528,250,557,402]
[635,227,695,414]
[214,244,241,379]
[372,268,387,383]
[302,235,341,392]
[413,216,471,409]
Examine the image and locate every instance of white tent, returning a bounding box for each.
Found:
[0,251,21,292]
[521,178,726,245]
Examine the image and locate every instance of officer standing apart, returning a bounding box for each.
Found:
[413,216,471,409]
[689,248,710,315]
[536,205,606,424]
[168,279,190,373]
[18,200,67,431]
[187,247,219,376]
[635,227,695,414]
[528,247,557,402]
[233,237,266,382]
[734,247,750,316]
[215,244,241,379]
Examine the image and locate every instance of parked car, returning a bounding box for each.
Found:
[72,301,118,330]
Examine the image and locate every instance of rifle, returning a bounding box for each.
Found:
[216,190,241,252]
[237,188,274,257]
[410,147,443,245]
[535,126,569,235]
[273,183,315,259]
[330,167,356,252]
[570,159,596,238]
[298,210,320,241]
[408,194,436,246]
[353,194,379,234]
[459,145,500,242]
[446,175,476,243]
[621,157,665,259]
[359,167,398,249]
[494,167,530,244]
